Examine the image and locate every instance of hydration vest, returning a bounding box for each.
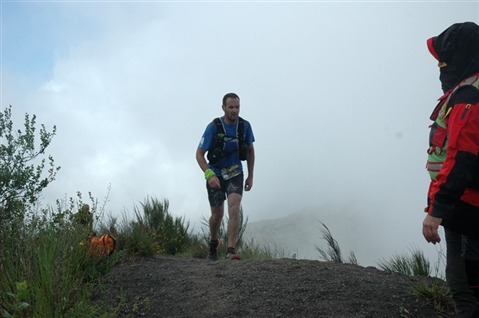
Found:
[427,73,479,180]
[207,117,247,165]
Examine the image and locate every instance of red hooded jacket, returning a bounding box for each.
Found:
[426,22,479,238]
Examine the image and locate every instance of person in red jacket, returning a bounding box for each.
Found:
[423,22,479,318]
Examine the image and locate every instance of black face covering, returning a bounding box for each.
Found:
[430,22,479,93]
[439,62,459,93]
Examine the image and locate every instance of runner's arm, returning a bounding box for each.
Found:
[245,144,255,191]
[196,147,210,173]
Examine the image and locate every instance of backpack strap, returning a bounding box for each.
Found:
[237,117,248,161]
[207,118,226,165]
[237,117,244,143]
[213,117,225,137]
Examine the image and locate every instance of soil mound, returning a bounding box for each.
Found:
[100,254,453,317]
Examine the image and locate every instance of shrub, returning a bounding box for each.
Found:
[116,197,190,256]
[0,105,60,222]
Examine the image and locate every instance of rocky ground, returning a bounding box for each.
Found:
[97,254,455,318]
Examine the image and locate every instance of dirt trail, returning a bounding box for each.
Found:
[99,254,454,318]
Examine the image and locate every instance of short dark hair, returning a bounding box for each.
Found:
[222,93,240,106]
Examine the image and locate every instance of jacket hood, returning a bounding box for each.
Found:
[427,22,479,92]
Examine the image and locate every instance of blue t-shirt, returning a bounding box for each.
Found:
[199,117,255,176]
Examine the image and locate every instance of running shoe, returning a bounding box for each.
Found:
[226,252,241,260]
[207,238,221,262]
[226,247,240,260]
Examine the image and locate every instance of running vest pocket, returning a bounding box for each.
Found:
[447,103,473,149]
[427,122,448,180]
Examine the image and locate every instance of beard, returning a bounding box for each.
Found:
[226,113,238,122]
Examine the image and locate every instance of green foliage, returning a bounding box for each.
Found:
[125,220,156,256]
[116,197,190,256]
[183,232,209,259]
[377,245,453,316]
[377,246,432,277]
[411,280,454,314]
[239,238,285,260]
[199,205,248,257]
[315,221,357,265]
[0,105,60,220]
[0,193,119,318]
[2,280,30,318]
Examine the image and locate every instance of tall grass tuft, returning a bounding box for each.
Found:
[377,245,431,277]
[239,238,286,260]
[115,197,190,256]
[411,280,454,313]
[377,244,454,315]
[315,221,357,265]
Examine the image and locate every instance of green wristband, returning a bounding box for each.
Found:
[204,169,216,181]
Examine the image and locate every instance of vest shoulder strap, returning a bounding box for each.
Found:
[212,117,244,138]
[435,73,479,121]
[446,73,479,105]
[213,117,225,136]
[238,117,244,141]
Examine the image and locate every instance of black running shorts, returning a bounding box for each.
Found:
[206,173,244,207]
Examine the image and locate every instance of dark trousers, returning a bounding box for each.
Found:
[445,228,479,317]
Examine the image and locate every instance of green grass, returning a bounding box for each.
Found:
[0,195,453,317]
[376,245,453,315]
[0,194,286,317]
[0,193,124,317]
[377,246,432,277]
[411,279,454,314]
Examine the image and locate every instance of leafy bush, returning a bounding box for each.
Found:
[0,105,60,221]
[2,280,30,318]
[0,107,102,317]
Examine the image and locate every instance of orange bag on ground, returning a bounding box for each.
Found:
[87,232,117,256]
